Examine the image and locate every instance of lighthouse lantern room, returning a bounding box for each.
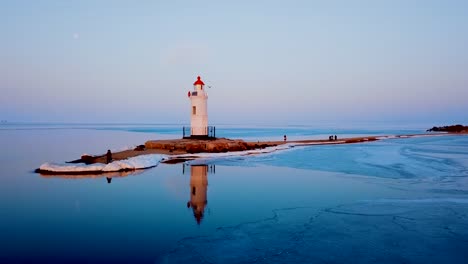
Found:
[184,76,215,139]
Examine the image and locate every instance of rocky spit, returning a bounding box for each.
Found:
[145,138,277,154]
[35,128,467,174]
[39,136,382,171]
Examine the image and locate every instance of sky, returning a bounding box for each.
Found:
[1,0,468,125]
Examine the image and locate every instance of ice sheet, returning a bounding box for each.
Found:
[161,200,468,263]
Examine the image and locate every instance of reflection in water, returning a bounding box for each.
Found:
[40,170,143,184]
[184,164,215,224]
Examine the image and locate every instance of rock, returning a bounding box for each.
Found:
[134,145,145,151]
[145,138,278,154]
[80,154,95,164]
[205,143,218,152]
[186,144,204,153]
[427,124,468,133]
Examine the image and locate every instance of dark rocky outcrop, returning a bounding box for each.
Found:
[427,124,468,133]
[145,138,278,154]
[134,145,145,151]
[67,154,99,164]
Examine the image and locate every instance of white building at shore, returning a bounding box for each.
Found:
[188,76,209,137]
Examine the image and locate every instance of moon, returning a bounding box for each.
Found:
[73,33,79,39]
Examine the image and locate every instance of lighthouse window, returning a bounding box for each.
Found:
[192,106,196,115]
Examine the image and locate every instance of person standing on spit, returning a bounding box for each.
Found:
[284,135,287,142]
[106,150,112,164]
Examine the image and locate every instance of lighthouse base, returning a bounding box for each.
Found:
[183,126,216,139]
[183,135,216,140]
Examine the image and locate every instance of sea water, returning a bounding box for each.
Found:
[0,123,467,263]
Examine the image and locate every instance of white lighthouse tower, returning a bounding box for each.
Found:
[188,76,209,137]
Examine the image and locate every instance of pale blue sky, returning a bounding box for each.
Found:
[2,0,467,125]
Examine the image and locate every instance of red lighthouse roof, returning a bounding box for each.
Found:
[193,76,205,86]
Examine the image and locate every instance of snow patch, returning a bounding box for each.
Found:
[39,154,166,173]
[294,141,346,145]
[39,162,105,172]
[172,144,296,164]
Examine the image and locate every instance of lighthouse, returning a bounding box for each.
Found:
[187,76,213,138]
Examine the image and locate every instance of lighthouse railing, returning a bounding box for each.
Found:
[183,126,216,139]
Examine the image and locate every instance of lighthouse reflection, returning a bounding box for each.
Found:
[184,164,215,224]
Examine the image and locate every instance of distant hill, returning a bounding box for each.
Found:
[427,124,468,133]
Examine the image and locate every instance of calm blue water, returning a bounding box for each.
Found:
[1,124,467,263]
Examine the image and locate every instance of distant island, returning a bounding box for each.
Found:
[427,124,468,133]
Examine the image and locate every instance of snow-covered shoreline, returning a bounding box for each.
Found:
[38,154,166,174]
